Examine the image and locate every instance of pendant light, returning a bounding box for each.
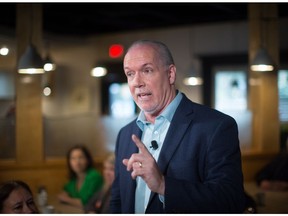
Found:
[91,66,107,77]
[250,47,274,72]
[250,6,274,72]
[17,4,44,74]
[43,41,56,72]
[183,31,203,86]
[18,44,45,74]
[44,54,56,72]
[183,75,203,86]
[183,64,203,86]
[91,62,107,77]
[0,46,9,56]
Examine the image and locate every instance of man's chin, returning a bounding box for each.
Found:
[142,107,159,116]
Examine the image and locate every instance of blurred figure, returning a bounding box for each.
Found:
[256,152,288,191]
[85,153,115,213]
[58,145,103,208]
[0,180,39,214]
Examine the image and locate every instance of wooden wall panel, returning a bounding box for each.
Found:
[0,159,103,196]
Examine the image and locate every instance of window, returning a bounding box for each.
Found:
[214,70,248,111]
[0,71,15,159]
[213,66,251,149]
[0,71,14,99]
[109,83,135,118]
[278,70,288,123]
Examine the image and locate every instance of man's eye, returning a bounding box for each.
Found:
[126,72,134,77]
[142,68,151,74]
[144,67,153,73]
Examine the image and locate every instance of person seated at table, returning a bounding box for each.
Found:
[256,151,288,191]
[256,152,288,191]
[0,180,39,214]
[84,153,115,213]
[58,144,103,208]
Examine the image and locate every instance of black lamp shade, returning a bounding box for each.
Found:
[18,44,44,74]
[250,48,274,72]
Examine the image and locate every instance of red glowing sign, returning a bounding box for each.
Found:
[109,44,124,58]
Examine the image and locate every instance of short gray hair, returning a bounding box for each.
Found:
[126,40,175,68]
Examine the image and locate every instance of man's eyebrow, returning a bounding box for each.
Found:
[124,63,153,71]
[142,63,153,68]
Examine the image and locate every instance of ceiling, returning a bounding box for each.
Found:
[0,2,288,37]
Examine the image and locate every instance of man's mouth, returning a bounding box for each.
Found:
[137,93,152,100]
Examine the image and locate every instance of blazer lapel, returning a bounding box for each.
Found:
[159,95,195,173]
[126,122,142,155]
[147,95,195,208]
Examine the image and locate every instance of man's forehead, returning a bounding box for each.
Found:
[124,46,156,65]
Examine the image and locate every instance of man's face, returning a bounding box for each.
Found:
[123,44,176,117]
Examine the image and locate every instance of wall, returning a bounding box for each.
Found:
[86,21,249,104]
[0,158,103,196]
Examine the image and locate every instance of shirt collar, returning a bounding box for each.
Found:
[136,91,183,131]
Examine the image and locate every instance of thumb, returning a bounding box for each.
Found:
[122,159,129,169]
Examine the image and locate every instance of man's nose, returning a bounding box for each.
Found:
[132,72,145,88]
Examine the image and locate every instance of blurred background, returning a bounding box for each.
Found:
[0,2,288,213]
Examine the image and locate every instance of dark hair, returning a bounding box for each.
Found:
[67,145,94,179]
[126,39,175,67]
[0,180,33,212]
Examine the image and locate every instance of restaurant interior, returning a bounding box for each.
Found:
[0,2,288,213]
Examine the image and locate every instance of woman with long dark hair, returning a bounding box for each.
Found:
[58,145,103,208]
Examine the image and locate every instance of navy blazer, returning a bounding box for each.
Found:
[110,94,245,213]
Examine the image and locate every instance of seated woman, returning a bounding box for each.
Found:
[0,180,39,214]
[84,153,115,213]
[58,145,103,208]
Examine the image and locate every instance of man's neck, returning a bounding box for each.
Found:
[144,89,177,123]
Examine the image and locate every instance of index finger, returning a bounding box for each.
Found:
[132,134,149,154]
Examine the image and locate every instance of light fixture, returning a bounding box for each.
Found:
[17,4,44,74]
[0,46,9,56]
[18,44,45,74]
[91,66,107,77]
[250,5,274,72]
[250,47,274,72]
[43,86,52,96]
[44,54,56,72]
[183,76,203,86]
[43,41,56,72]
[183,63,203,86]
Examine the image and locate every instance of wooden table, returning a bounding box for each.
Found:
[244,181,288,213]
[42,184,288,213]
[39,195,84,214]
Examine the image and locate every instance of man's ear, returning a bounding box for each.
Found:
[168,64,176,85]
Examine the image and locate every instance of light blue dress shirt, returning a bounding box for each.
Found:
[135,91,183,213]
